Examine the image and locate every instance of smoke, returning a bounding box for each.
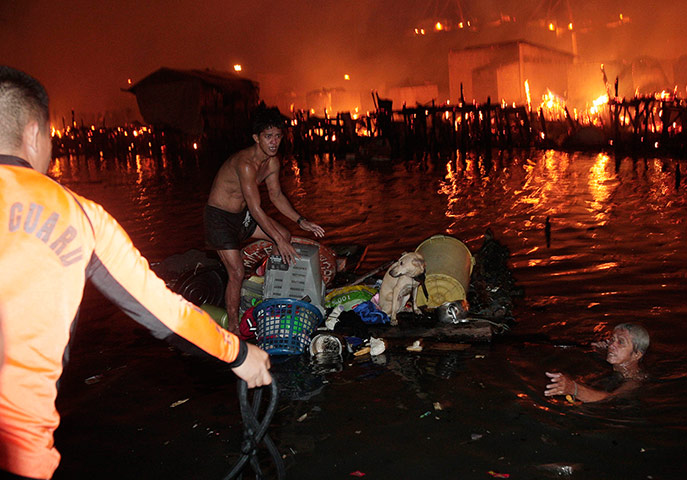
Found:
[1,0,686,123]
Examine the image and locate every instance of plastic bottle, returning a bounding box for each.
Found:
[200,303,229,330]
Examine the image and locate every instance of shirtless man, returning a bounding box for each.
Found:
[544,322,649,403]
[204,106,325,334]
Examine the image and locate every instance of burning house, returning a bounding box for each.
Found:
[127,67,259,152]
[448,40,574,106]
[305,87,362,117]
[386,82,439,108]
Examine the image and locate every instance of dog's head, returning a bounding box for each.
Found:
[389,252,426,278]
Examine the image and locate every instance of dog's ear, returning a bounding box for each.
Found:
[412,257,426,268]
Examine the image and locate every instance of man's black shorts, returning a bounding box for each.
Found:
[204,204,258,250]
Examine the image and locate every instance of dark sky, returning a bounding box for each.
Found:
[2,0,686,123]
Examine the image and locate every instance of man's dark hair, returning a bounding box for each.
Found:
[252,104,287,135]
[0,66,50,150]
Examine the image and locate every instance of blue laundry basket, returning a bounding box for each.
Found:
[254,298,323,355]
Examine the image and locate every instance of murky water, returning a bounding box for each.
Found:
[51,149,687,479]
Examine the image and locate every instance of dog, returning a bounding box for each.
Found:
[377,252,426,325]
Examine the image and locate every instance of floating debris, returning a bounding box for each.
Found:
[369,337,386,355]
[169,398,189,408]
[354,346,371,356]
[536,463,581,476]
[84,374,103,385]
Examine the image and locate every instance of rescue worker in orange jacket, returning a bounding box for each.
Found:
[0,66,272,480]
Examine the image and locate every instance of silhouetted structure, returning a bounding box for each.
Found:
[127,68,260,157]
[448,40,574,106]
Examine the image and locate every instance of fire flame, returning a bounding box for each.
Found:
[589,94,609,115]
[656,90,672,100]
[541,89,567,119]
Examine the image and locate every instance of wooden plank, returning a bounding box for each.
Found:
[380,338,473,353]
[368,321,493,342]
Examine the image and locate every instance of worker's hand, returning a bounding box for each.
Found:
[544,371,574,397]
[231,343,272,388]
[298,219,325,238]
[276,240,299,265]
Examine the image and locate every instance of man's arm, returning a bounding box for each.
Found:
[544,371,638,403]
[76,193,271,387]
[231,343,273,387]
[263,158,325,238]
[237,159,298,263]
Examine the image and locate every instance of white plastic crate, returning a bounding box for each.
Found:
[263,242,325,309]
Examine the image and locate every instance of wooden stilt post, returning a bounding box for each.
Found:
[539,107,547,146]
[484,97,492,159]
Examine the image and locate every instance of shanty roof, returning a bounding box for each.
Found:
[126,67,259,136]
[127,67,258,93]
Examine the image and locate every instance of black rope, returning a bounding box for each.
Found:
[223,378,285,480]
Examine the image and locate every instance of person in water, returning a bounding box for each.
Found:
[0,66,272,480]
[545,322,650,403]
[204,105,325,334]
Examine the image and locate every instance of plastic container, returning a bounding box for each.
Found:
[240,275,264,303]
[254,298,323,355]
[414,234,474,308]
[200,303,229,330]
[263,242,325,309]
[240,237,337,286]
[309,333,344,356]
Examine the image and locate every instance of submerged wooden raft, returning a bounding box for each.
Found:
[368,320,493,344]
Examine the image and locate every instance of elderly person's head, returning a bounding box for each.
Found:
[614,323,650,355]
[607,322,649,370]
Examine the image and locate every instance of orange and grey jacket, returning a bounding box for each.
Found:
[0,155,246,479]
